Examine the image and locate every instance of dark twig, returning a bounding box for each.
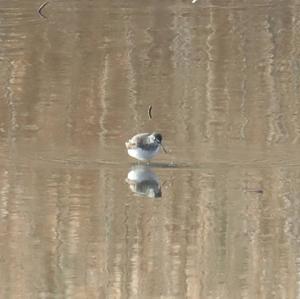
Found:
[148,105,152,119]
[245,189,263,194]
[38,1,49,19]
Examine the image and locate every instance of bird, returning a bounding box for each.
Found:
[125,132,166,162]
[126,165,162,198]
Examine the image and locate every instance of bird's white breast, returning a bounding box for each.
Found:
[127,147,160,161]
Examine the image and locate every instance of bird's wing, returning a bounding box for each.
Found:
[131,133,150,143]
[126,133,150,149]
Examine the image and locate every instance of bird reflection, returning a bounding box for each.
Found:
[126,165,162,198]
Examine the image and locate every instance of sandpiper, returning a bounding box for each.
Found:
[125,132,166,161]
[126,165,162,198]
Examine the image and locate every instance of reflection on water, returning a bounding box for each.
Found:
[126,165,162,198]
[2,0,300,298]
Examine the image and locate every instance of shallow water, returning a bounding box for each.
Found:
[1,0,300,298]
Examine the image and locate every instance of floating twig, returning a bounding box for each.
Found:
[245,189,263,194]
[38,1,49,19]
[148,105,152,119]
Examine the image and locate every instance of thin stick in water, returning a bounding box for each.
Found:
[148,105,152,119]
[245,189,263,194]
[38,1,49,19]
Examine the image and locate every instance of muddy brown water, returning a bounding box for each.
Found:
[1,0,300,298]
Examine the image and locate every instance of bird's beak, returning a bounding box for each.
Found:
[155,138,167,153]
[160,143,167,153]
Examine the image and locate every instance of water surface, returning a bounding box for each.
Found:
[1,0,300,298]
